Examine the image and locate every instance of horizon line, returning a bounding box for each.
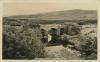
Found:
[4,9,97,17]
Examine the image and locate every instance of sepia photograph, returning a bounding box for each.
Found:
[2,1,98,60]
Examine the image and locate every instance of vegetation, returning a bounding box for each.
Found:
[3,25,46,59]
[79,35,97,60]
[3,15,97,60]
[63,23,81,35]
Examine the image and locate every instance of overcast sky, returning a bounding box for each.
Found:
[3,0,98,16]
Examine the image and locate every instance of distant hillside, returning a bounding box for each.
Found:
[5,9,97,20]
[4,9,97,24]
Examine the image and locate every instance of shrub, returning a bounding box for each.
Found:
[79,35,97,60]
[3,25,46,59]
[64,23,81,35]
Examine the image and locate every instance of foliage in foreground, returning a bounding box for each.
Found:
[3,25,46,59]
[79,35,97,60]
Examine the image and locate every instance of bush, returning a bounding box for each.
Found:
[79,35,97,60]
[64,23,81,35]
[3,25,46,59]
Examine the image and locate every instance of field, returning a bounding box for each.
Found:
[35,24,97,60]
[2,9,97,60]
[2,21,97,60]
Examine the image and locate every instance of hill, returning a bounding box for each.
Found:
[4,9,97,24]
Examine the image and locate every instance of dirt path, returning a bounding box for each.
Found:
[35,45,84,60]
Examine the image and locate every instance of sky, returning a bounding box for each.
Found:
[3,0,98,17]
